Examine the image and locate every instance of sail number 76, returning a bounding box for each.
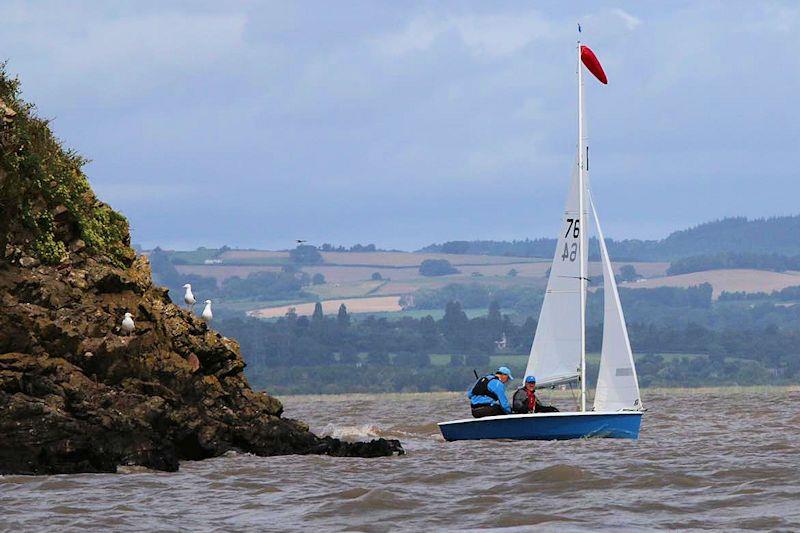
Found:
[561,218,580,262]
[564,218,580,238]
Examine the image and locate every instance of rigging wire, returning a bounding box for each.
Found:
[568,382,579,411]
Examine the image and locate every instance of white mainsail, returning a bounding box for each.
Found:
[526,38,641,413]
[525,154,585,388]
[526,42,590,402]
[590,192,643,411]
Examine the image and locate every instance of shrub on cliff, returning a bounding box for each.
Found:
[0,64,132,266]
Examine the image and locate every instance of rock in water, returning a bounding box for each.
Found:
[0,68,403,475]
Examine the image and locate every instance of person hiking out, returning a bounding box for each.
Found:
[467,366,514,418]
[512,375,559,414]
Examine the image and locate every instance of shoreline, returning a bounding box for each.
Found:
[278,384,800,401]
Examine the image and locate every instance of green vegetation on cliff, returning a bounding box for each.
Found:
[0,67,402,474]
[0,65,131,266]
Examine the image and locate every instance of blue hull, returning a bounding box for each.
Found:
[438,412,642,441]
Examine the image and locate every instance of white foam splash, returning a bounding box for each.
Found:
[317,423,382,441]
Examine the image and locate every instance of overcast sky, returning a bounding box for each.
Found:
[2,1,798,250]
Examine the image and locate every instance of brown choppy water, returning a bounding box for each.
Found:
[2,388,799,531]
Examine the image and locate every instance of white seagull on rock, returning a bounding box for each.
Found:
[182,283,196,310]
[121,312,135,335]
[201,300,213,324]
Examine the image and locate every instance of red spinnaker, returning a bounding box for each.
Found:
[580,45,607,84]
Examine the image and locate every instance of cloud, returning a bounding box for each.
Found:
[1,1,798,249]
[612,8,642,30]
[0,4,247,106]
[374,10,555,58]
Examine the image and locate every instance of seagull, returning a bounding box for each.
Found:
[295,239,307,244]
[201,300,213,324]
[121,312,135,335]
[182,283,196,311]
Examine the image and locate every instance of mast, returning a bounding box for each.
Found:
[577,30,587,412]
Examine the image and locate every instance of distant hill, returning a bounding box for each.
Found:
[651,216,800,258]
[420,215,800,261]
[666,252,800,275]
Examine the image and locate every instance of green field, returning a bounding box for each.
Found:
[364,307,490,320]
[167,248,225,264]
[215,299,309,314]
[429,352,709,370]
[161,248,684,322]
[216,257,291,266]
[307,280,387,300]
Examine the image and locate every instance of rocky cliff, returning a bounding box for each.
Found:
[0,68,402,474]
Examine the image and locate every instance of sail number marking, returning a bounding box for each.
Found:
[564,218,580,238]
[561,243,578,262]
[561,218,580,262]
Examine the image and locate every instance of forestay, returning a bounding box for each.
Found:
[590,192,643,411]
[525,155,585,387]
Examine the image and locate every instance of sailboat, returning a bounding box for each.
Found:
[439,37,644,441]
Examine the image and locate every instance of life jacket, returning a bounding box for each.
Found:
[527,389,537,412]
[512,387,536,414]
[471,375,500,402]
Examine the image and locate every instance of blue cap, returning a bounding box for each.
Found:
[525,375,537,383]
[496,366,514,380]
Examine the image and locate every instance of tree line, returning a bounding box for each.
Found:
[217,300,527,369]
[216,290,800,394]
[718,285,800,302]
[667,252,800,275]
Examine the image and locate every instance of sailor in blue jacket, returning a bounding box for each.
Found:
[467,366,514,418]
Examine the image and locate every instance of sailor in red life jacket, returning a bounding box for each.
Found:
[512,376,559,414]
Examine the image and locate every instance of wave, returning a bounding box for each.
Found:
[317,423,382,441]
[5,389,799,531]
[317,488,421,512]
[513,464,592,483]
[388,422,441,437]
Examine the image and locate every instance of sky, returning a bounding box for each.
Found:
[1,1,799,250]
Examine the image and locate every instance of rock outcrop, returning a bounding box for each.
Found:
[0,68,402,475]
